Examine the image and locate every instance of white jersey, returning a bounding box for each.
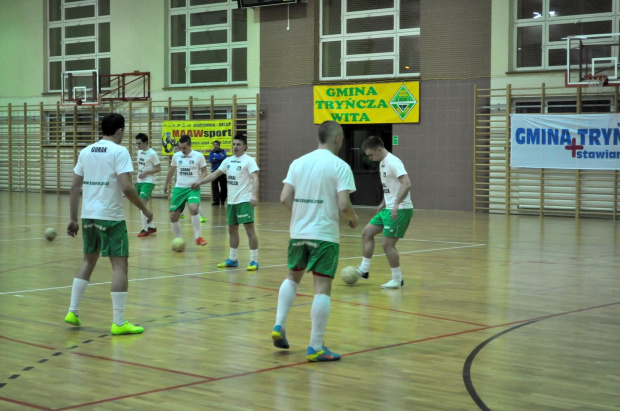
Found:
[172,150,207,188]
[73,139,134,221]
[136,147,161,184]
[283,149,356,244]
[220,154,259,204]
[380,152,413,210]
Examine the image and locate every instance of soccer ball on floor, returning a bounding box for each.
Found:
[340,266,360,285]
[171,238,186,252]
[44,227,57,241]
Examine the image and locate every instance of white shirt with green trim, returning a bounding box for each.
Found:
[380,152,413,210]
[136,147,161,184]
[283,148,356,244]
[172,150,207,188]
[74,139,133,221]
[220,154,259,204]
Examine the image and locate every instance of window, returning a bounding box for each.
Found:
[169,0,247,86]
[320,0,419,80]
[44,111,103,146]
[47,0,110,92]
[514,0,618,70]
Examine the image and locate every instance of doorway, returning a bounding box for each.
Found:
[341,124,392,206]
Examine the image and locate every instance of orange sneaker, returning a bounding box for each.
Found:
[196,237,208,246]
[137,230,149,237]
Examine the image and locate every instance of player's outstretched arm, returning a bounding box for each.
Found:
[338,190,359,228]
[164,165,176,194]
[119,172,153,223]
[67,173,83,237]
[280,183,294,212]
[191,168,222,189]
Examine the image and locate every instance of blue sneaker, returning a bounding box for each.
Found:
[217,258,238,268]
[272,325,289,349]
[247,260,259,271]
[306,345,341,362]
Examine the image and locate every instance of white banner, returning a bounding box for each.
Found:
[511,114,620,170]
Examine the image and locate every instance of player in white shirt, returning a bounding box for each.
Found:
[192,134,260,270]
[271,121,358,362]
[64,113,153,335]
[164,135,208,247]
[356,135,413,289]
[135,133,161,237]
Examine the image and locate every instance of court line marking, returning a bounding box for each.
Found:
[0,243,486,296]
[47,300,620,410]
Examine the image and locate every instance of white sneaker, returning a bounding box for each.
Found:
[381,279,404,289]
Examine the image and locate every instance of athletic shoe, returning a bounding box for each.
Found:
[64,312,81,326]
[137,229,149,237]
[357,267,369,280]
[196,237,208,246]
[381,279,404,289]
[306,346,341,362]
[217,258,238,268]
[247,261,259,271]
[211,202,219,206]
[146,227,157,235]
[272,325,289,349]
[200,216,206,223]
[111,321,144,335]
[180,214,185,219]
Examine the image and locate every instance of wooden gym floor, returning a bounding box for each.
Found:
[0,192,619,410]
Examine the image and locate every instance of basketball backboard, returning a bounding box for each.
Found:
[61,70,99,106]
[565,33,620,89]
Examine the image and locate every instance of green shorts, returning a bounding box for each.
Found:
[135,182,155,199]
[227,202,254,225]
[82,219,129,257]
[369,208,414,238]
[170,187,201,212]
[287,239,340,278]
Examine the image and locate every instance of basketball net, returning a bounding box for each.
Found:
[585,75,607,93]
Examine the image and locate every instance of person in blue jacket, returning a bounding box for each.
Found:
[208,140,227,205]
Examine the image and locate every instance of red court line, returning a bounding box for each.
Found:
[54,299,620,409]
[0,396,52,410]
[0,335,56,350]
[70,352,214,379]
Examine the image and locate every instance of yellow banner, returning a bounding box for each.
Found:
[161,120,233,156]
[314,82,419,124]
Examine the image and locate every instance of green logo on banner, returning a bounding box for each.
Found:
[390,85,417,120]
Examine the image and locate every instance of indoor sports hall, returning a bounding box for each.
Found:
[1,1,619,410]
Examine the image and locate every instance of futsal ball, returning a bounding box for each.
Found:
[44,227,57,241]
[341,266,360,285]
[171,238,186,252]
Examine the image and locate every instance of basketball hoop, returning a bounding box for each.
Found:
[584,74,607,93]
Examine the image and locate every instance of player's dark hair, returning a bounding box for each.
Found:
[136,133,148,143]
[362,135,385,151]
[101,113,125,137]
[179,134,191,145]
[213,140,221,145]
[318,121,342,144]
[233,133,247,145]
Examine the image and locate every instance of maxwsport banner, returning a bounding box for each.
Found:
[314,82,419,124]
[161,120,233,156]
[511,114,620,170]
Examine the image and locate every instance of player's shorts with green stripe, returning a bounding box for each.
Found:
[82,219,129,257]
[287,239,340,278]
[135,182,155,199]
[169,187,201,212]
[369,208,414,238]
[226,202,254,225]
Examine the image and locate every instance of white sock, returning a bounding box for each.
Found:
[68,278,89,316]
[229,248,238,261]
[111,291,127,326]
[191,215,202,239]
[275,279,298,329]
[391,266,402,282]
[309,294,331,351]
[360,257,372,272]
[140,212,148,231]
[250,249,258,262]
[199,205,204,217]
[171,221,182,238]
